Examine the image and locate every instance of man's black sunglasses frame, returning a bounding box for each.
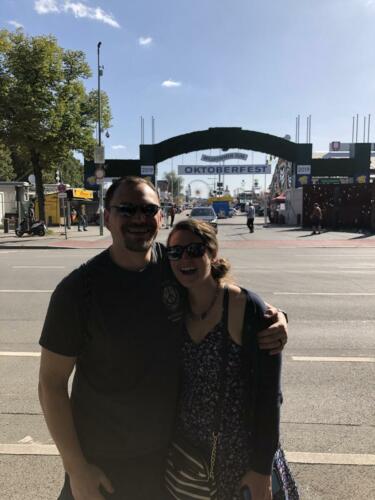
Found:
[110,203,161,217]
[167,242,207,261]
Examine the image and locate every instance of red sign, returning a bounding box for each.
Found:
[57,183,66,193]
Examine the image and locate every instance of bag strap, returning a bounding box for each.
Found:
[212,285,230,434]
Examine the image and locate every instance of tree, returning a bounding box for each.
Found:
[0,141,15,180]
[0,30,111,220]
[164,171,184,203]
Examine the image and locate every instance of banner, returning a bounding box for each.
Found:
[201,152,248,162]
[178,164,271,175]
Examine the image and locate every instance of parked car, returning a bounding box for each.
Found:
[189,206,218,232]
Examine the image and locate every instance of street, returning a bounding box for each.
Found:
[0,216,374,499]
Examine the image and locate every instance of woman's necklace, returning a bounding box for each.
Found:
[188,283,220,321]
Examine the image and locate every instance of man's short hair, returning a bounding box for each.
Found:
[105,176,159,210]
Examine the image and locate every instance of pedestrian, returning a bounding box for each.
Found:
[38,176,288,500]
[70,208,77,226]
[311,202,322,235]
[169,205,176,227]
[26,201,36,231]
[247,201,255,233]
[165,219,284,500]
[77,205,88,232]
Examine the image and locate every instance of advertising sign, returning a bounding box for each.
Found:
[72,189,93,200]
[295,175,312,188]
[297,165,311,175]
[94,146,105,164]
[141,165,155,175]
[201,152,248,162]
[178,164,271,175]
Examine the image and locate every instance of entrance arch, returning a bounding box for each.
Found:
[140,127,312,167]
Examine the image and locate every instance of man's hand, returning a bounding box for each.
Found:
[240,469,272,500]
[258,304,288,355]
[69,463,114,500]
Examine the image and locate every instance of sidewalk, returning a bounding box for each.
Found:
[0,224,112,250]
[1,216,375,249]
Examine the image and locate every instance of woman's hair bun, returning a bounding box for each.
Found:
[211,257,231,281]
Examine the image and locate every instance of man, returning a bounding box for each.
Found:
[247,201,256,233]
[311,202,322,235]
[38,177,288,500]
[168,205,176,227]
[77,205,88,232]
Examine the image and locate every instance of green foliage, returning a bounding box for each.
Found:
[164,171,184,200]
[43,155,84,187]
[0,142,15,180]
[0,30,112,219]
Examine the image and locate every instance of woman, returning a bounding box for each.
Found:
[165,219,282,500]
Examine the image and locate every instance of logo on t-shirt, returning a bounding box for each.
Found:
[162,281,181,315]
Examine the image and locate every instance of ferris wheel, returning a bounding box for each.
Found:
[187,179,211,199]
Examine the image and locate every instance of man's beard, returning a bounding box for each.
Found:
[122,225,157,252]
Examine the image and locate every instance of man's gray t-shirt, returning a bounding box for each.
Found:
[40,244,184,460]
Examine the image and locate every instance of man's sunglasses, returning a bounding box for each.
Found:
[110,203,160,217]
[167,242,207,261]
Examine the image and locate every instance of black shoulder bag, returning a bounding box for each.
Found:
[165,288,230,500]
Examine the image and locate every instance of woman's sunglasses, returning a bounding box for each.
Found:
[167,242,207,261]
[110,203,160,217]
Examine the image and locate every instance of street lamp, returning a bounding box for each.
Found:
[96,41,104,236]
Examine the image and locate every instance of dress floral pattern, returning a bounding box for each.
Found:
[176,321,252,500]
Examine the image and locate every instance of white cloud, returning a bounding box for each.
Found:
[8,20,24,29]
[139,36,152,46]
[34,0,60,14]
[34,1,120,28]
[162,79,182,88]
[111,145,126,150]
[63,1,120,28]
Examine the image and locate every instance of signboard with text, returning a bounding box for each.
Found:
[178,164,271,175]
[201,152,248,162]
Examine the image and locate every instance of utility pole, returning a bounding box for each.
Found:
[95,41,105,236]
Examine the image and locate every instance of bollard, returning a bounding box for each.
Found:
[3,218,9,233]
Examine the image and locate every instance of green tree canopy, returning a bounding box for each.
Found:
[0,29,112,220]
[164,170,184,202]
[0,141,15,181]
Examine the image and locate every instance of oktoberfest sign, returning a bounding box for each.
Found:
[178,164,271,175]
[201,152,248,162]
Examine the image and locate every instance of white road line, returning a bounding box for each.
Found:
[0,444,58,455]
[12,266,65,269]
[295,254,375,257]
[0,290,53,293]
[286,452,375,466]
[0,351,40,357]
[0,445,373,465]
[292,356,375,363]
[274,292,375,296]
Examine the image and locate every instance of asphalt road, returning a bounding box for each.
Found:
[0,218,374,499]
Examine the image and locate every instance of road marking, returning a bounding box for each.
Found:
[292,356,375,363]
[0,445,373,465]
[0,351,40,357]
[0,289,53,293]
[274,292,375,296]
[0,443,58,455]
[12,266,65,269]
[295,254,375,257]
[286,452,375,466]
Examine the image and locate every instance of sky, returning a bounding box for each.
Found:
[2,0,375,196]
